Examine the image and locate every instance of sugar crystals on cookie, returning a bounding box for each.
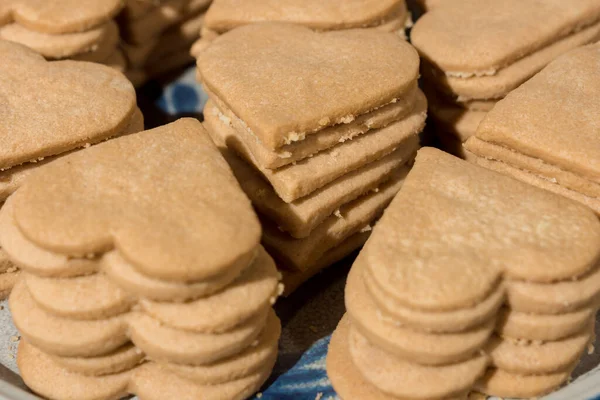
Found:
[327,147,600,399]
[1,119,281,400]
[464,43,600,216]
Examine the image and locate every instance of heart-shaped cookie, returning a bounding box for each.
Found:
[0,40,137,171]
[366,148,600,312]
[411,0,600,75]
[9,119,261,282]
[204,0,403,33]
[0,0,123,34]
[196,22,419,150]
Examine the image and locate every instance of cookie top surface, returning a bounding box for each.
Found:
[1,0,123,34]
[11,119,261,282]
[474,44,600,182]
[366,147,600,311]
[204,0,403,32]
[0,40,136,170]
[197,22,419,150]
[411,0,600,74]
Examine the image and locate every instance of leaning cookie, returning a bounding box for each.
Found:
[411,0,600,153]
[464,43,600,215]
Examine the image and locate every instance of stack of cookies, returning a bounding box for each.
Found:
[328,148,600,399]
[197,23,426,294]
[411,0,600,156]
[465,44,600,216]
[1,119,282,400]
[119,0,212,86]
[191,0,410,57]
[0,40,140,300]
[0,0,126,70]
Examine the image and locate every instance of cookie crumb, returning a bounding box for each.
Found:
[9,336,19,342]
[256,393,262,398]
[315,393,323,400]
[360,225,372,233]
[334,209,343,219]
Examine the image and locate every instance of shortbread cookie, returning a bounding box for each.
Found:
[224,147,412,239]
[102,250,248,302]
[71,24,121,63]
[145,10,206,65]
[475,366,575,398]
[364,263,505,333]
[485,326,592,374]
[411,0,600,76]
[466,137,600,199]
[0,106,143,203]
[130,359,275,400]
[423,21,600,101]
[140,247,279,333]
[163,312,280,384]
[262,170,407,270]
[24,271,134,320]
[366,148,600,312]
[0,20,119,59]
[123,0,211,44]
[204,83,419,169]
[1,0,123,34]
[51,344,145,376]
[464,44,600,213]
[10,280,129,357]
[0,196,102,278]
[204,91,425,202]
[346,258,495,365]
[197,23,420,150]
[0,40,137,170]
[327,316,468,400]
[497,306,597,342]
[18,340,134,400]
[349,325,487,399]
[280,231,370,296]
[467,156,600,215]
[11,119,260,282]
[128,308,271,365]
[505,264,600,314]
[204,0,404,33]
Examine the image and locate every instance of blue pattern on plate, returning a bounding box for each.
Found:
[156,67,206,114]
[256,336,338,400]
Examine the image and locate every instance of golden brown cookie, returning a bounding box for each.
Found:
[197,22,419,150]
[11,119,260,283]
